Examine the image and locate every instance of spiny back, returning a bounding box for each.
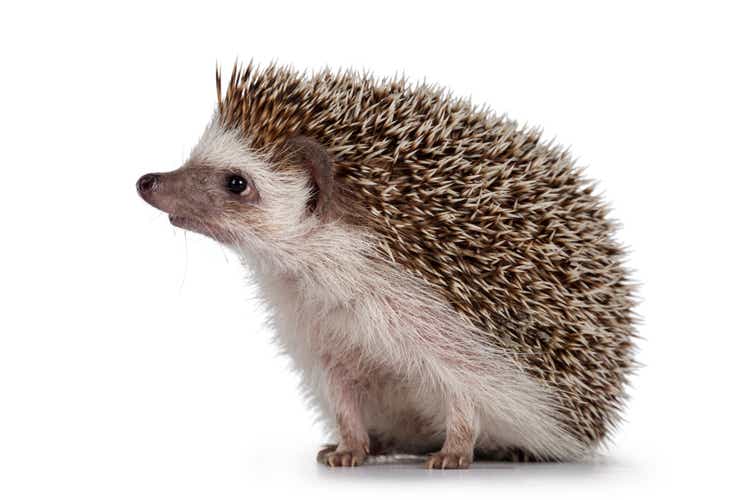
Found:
[217,63,637,446]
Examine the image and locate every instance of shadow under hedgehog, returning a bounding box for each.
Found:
[137,63,637,469]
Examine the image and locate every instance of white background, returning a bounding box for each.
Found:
[1,1,748,498]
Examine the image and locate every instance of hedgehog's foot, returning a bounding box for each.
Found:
[424,451,472,469]
[425,396,475,469]
[317,443,368,467]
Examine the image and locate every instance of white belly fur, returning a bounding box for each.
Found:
[248,252,585,460]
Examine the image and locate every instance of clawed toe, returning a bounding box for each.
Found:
[317,445,367,467]
[316,444,338,464]
[424,451,472,469]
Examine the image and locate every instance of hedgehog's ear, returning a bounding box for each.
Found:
[285,136,334,215]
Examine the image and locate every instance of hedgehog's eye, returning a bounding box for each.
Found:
[226,174,248,194]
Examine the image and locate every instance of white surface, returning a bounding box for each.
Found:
[1,1,748,498]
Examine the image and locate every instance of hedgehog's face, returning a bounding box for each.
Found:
[137,122,333,251]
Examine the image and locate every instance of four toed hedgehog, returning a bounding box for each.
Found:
[137,63,637,468]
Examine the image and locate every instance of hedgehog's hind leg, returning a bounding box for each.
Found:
[424,395,476,470]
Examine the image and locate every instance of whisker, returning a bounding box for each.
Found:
[179,230,189,293]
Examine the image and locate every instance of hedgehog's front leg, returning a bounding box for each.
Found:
[318,362,370,467]
[425,396,476,469]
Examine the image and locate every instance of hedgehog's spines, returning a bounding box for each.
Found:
[215,64,223,116]
[215,62,637,447]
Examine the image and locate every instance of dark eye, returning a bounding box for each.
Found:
[226,175,248,194]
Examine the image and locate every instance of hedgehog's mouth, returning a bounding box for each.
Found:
[168,214,197,230]
[168,214,233,244]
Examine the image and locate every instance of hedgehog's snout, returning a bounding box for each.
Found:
[137,173,160,194]
[137,172,174,213]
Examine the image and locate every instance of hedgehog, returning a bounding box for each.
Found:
[137,62,637,469]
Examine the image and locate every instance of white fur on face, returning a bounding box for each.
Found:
[190,121,587,460]
[188,120,314,249]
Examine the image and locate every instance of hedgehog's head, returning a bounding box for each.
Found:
[137,121,335,258]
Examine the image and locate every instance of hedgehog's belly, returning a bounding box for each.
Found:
[360,375,446,454]
[359,372,529,456]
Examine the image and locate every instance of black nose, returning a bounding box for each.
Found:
[137,173,159,193]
